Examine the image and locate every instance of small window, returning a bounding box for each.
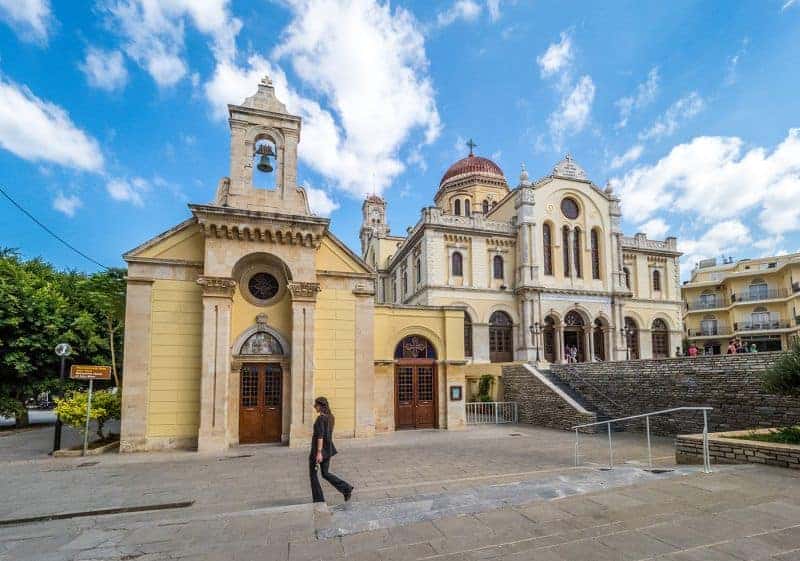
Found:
[623,267,631,289]
[562,226,571,276]
[463,312,473,358]
[493,255,504,279]
[454,199,461,216]
[402,271,408,295]
[464,200,471,216]
[652,270,661,292]
[482,200,489,214]
[543,223,553,275]
[452,252,463,276]
[561,197,579,219]
[590,228,600,280]
[416,258,421,283]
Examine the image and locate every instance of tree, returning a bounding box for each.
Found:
[54,389,121,440]
[78,270,126,387]
[763,338,800,397]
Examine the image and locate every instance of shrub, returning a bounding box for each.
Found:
[763,338,800,397]
[477,374,494,402]
[55,389,121,440]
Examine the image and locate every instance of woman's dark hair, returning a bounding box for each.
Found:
[314,396,334,429]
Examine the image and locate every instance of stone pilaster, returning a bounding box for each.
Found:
[120,279,153,453]
[197,276,236,453]
[288,281,320,447]
[354,285,376,437]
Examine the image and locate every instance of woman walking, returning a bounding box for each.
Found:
[309,397,353,504]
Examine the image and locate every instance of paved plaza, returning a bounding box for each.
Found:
[1,425,799,560]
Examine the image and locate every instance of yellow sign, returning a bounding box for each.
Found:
[70,365,112,380]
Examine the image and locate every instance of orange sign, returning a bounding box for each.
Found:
[70,365,112,380]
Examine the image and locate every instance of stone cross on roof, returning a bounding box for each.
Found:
[466,138,477,156]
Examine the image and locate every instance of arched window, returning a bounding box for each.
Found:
[394,335,437,359]
[593,318,606,361]
[493,255,504,279]
[463,312,473,358]
[651,318,668,358]
[240,331,283,355]
[489,311,513,363]
[652,270,661,292]
[454,199,461,216]
[416,258,421,284]
[590,228,600,280]
[543,223,553,275]
[623,267,631,289]
[451,252,463,276]
[562,226,571,276]
[482,199,489,214]
[624,316,639,359]
[464,200,471,216]
[542,316,556,362]
[573,227,582,278]
[402,271,408,296]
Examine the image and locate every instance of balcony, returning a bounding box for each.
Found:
[687,325,731,337]
[731,288,788,303]
[734,319,791,332]
[686,298,728,311]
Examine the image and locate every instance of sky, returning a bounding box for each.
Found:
[0,0,799,279]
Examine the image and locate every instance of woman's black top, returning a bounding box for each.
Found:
[311,414,337,459]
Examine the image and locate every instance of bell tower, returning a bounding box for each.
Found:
[217,75,311,215]
[360,194,389,257]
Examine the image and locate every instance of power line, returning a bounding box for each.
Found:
[0,184,110,270]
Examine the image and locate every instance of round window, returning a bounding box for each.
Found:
[248,272,279,301]
[561,197,579,220]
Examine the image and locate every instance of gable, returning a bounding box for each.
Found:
[316,232,373,275]
[124,218,205,263]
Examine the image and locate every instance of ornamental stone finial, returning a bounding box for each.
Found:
[519,163,530,186]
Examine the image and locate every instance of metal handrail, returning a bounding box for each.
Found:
[571,406,713,474]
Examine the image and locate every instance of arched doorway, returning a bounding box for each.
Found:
[394,335,438,429]
[489,311,513,362]
[563,311,586,362]
[624,317,640,360]
[651,318,669,358]
[238,331,285,444]
[593,318,606,361]
[543,316,557,363]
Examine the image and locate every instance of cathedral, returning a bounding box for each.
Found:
[119,77,682,453]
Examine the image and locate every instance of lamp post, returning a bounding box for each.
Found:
[620,327,630,361]
[52,343,72,454]
[529,322,541,362]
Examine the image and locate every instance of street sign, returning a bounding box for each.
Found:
[70,365,112,380]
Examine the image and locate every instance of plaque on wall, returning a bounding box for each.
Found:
[450,385,463,401]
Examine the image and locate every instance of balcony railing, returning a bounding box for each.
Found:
[686,298,728,311]
[731,288,789,303]
[734,319,791,332]
[687,326,731,337]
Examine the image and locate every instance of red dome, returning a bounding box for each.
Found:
[440,154,504,186]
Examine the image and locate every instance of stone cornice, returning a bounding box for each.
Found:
[288,281,321,301]
[190,204,328,248]
[197,276,237,297]
[125,256,203,268]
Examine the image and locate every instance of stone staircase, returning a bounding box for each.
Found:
[536,367,625,432]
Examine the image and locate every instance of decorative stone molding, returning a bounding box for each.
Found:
[288,281,321,301]
[197,276,237,297]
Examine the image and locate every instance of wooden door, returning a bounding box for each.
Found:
[239,364,282,444]
[395,364,437,429]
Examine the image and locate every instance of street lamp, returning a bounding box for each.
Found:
[529,322,541,362]
[52,342,72,454]
[620,326,632,361]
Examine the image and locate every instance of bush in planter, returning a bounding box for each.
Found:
[763,338,800,397]
[55,389,121,441]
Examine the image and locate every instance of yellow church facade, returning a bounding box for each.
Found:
[120,77,683,452]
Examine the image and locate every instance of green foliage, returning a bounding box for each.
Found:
[0,249,126,424]
[733,426,800,445]
[763,339,800,397]
[477,374,494,402]
[0,394,25,419]
[55,389,121,439]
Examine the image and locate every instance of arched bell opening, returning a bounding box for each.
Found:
[252,136,278,190]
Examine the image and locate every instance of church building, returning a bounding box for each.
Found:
[119,77,683,453]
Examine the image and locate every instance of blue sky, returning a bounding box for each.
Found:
[1,1,798,277]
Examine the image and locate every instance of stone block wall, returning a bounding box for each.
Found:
[676,431,800,470]
[549,353,800,435]
[502,364,596,432]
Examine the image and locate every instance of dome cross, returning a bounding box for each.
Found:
[466,138,477,156]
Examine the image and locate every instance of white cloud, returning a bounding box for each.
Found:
[80,47,129,92]
[724,38,749,86]
[610,129,800,236]
[436,0,481,27]
[783,0,798,10]
[537,31,572,79]
[107,176,149,206]
[609,144,643,170]
[0,77,104,171]
[679,220,751,273]
[486,0,502,21]
[547,75,595,149]
[0,0,53,45]
[639,92,704,141]
[304,183,339,216]
[637,218,669,239]
[52,192,82,217]
[615,67,659,128]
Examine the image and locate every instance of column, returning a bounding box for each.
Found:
[120,279,153,453]
[354,284,376,437]
[557,324,565,363]
[288,281,320,447]
[197,276,236,453]
[585,328,593,362]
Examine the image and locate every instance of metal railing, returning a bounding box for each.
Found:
[571,406,713,474]
[734,319,791,331]
[686,298,728,311]
[732,288,788,303]
[687,325,731,337]
[465,401,518,424]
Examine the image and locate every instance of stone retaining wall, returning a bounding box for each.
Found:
[502,364,596,432]
[676,430,800,470]
[549,353,799,435]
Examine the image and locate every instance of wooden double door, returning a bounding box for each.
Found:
[239,363,282,444]
[395,363,437,429]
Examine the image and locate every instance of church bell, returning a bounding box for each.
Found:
[255,143,275,173]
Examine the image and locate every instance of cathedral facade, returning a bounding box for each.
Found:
[120,77,682,453]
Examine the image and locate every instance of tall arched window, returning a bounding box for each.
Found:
[454,199,461,216]
[652,270,661,292]
[543,224,553,275]
[493,255,504,279]
[651,318,668,358]
[416,258,421,284]
[482,199,489,214]
[562,226,571,276]
[590,228,600,279]
[489,311,513,362]
[451,252,463,276]
[464,312,473,358]
[402,271,408,296]
[573,228,582,278]
[624,316,640,359]
[464,199,471,216]
[623,267,631,289]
